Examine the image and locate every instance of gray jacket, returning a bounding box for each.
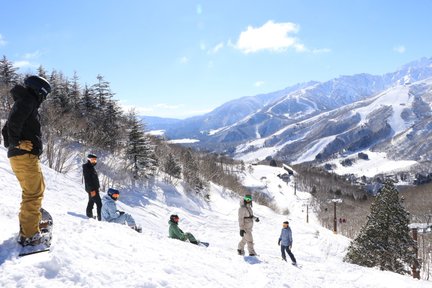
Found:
[101,194,120,222]
[238,200,255,230]
[279,227,293,246]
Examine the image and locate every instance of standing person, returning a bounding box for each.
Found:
[82,154,102,220]
[101,188,140,232]
[2,75,51,246]
[238,194,260,256]
[278,221,297,265]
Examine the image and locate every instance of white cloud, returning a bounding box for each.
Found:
[311,48,331,54]
[254,81,265,87]
[199,42,207,51]
[235,20,304,53]
[23,50,42,59]
[120,101,211,119]
[196,4,203,15]
[208,42,224,54]
[179,56,189,64]
[13,60,34,68]
[393,45,406,54]
[0,34,6,46]
[155,103,184,110]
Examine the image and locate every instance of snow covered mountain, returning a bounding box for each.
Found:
[203,57,432,146]
[236,78,432,164]
[0,147,428,287]
[143,81,318,140]
[146,57,432,172]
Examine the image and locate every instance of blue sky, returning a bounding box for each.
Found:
[1,0,432,119]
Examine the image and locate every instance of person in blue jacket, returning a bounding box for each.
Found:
[278,221,297,265]
[101,188,141,232]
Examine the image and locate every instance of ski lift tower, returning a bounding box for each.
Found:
[409,214,432,280]
[330,198,343,234]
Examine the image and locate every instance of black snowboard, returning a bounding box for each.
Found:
[198,241,209,247]
[19,208,53,257]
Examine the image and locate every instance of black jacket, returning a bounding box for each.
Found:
[5,85,43,158]
[83,161,100,192]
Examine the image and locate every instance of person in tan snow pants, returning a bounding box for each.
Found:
[2,75,51,246]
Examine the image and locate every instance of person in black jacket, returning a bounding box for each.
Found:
[2,75,51,246]
[82,154,102,220]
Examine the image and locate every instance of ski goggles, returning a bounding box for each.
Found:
[244,195,252,202]
[111,193,120,199]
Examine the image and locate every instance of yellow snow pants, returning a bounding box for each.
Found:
[10,154,45,238]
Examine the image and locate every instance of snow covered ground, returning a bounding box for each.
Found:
[327,150,417,177]
[0,146,429,288]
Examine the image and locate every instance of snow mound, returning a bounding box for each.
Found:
[0,147,428,287]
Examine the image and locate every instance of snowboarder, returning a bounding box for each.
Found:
[82,153,102,220]
[101,188,140,232]
[168,214,200,245]
[2,75,51,246]
[278,221,297,265]
[238,194,259,256]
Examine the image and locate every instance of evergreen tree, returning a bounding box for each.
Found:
[92,74,113,108]
[69,71,81,111]
[182,149,205,192]
[344,180,419,275]
[164,153,182,181]
[0,55,19,117]
[125,113,158,181]
[37,65,48,79]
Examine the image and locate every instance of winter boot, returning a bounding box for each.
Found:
[237,249,245,255]
[17,232,43,247]
[130,225,142,233]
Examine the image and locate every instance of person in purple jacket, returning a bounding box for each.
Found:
[278,221,297,265]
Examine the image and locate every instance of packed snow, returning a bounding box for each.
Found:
[327,151,417,177]
[166,139,200,144]
[0,146,429,288]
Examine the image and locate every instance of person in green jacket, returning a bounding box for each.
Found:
[168,214,199,244]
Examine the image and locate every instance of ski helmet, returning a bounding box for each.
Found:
[107,188,120,200]
[24,75,51,101]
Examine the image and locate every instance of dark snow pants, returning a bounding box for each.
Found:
[281,245,297,263]
[86,190,102,221]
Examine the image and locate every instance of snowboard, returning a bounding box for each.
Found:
[19,208,53,257]
[198,241,209,247]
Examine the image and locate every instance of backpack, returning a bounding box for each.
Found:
[2,121,9,148]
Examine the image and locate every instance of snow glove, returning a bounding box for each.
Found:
[16,140,33,152]
[278,239,281,246]
[118,211,125,215]
[255,217,260,222]
[240,230,246,237]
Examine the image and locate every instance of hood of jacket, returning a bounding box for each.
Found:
[11,85,41,106]
[102,194,115,203]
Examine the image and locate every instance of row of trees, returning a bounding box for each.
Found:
[0,55,250,200]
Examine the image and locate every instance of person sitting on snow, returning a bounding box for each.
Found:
[168,214,199,245]
[101,188,141,232]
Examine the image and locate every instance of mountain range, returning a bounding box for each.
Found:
[144,57,432,172]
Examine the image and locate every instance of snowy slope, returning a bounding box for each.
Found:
[234,78,432,174]
[0,146,429,288]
